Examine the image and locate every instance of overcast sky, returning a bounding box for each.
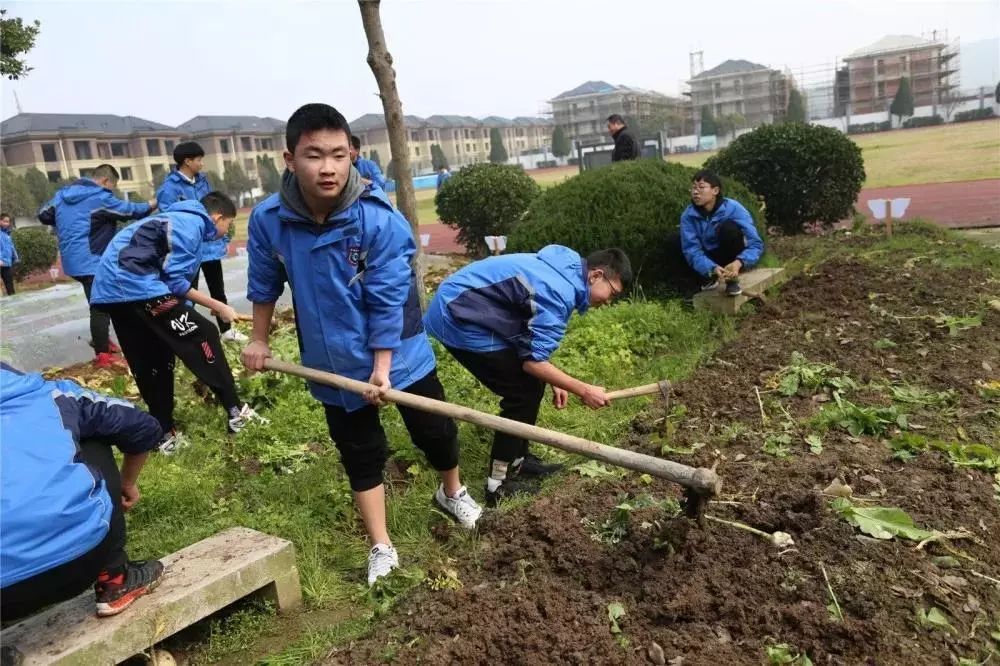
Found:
[2,0,998,126]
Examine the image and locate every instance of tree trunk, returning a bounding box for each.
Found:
[358,0,424,302]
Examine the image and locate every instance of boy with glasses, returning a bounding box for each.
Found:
[668,169,763,297]
[424,245,631,505]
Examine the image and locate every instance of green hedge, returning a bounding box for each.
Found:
[10,227,58,281]
[902,115,944,128]
[507,160,765,287]
[953,108,995,123]
[848,121,891,134]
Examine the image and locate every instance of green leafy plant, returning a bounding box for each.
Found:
[889,432,929,461]
[873,338,898,349]
[805,434,823,455]
[584,494,680,545]
[830,498,933,541]
[763,433,793,458]
[10,226,58,281]
[933,313,983,336]
[607,601,628,647]
[571,461,625,480]
[887,385,957,408]
[361,567,427,618]
[766,643,813,665]
[931,441,999,472]
[772,352,856,398]
[822,394,907,437]
[435,163,541,256]
[705,122,865,234]
[917,606,954,633]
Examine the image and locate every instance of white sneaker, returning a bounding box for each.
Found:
[221,328,249,343]
[227,404,268,433]
[367,543,399,585]
[434,484,483,529]
[158,429,189,455]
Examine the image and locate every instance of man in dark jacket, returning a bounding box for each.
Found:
[608,114,641,162]
[0,365,164,621]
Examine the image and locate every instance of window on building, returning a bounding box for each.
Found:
[145,139,161,156]
[245,158,255,172]
[220,139,231,154]
[466,143,472,152]
[150,164,167,180]
[79,168,95,178]
[223,160,234,170]
[735,100,744,114]
[110,142,130,157]
[734,79,742,95]
[73,141,93,160]
[120,167,133,181]
[255,138,262,151]
[165,140,176,154]
[901,55,909,71]
[714,81,722,95]
[41,143,58,162]
[261,138,273,151]
[46,170,61,183]
[97,143,111,159]
[876,59,884,75]
[241,137,253,152]
[877,81,885,98]
[410,131,419,141]
[414,147,421,156]
[715,103,723,117]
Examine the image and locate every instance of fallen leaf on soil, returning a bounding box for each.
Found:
[963,595,981,613]
[984,361,994,373]
[823,478,853,498]
[941,575,968,589]
[917,606,954,632]
[831,498,935,541]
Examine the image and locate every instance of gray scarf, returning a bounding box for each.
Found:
[279,165,365,224]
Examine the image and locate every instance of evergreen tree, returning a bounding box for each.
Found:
[700,107,718,136]
[489,128,508,164]
[551,126,571,158]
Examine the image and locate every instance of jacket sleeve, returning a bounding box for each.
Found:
[731,202,764,268]
[679,212,716,276]
[369,163,386,190]
[37,196,57,226]
[246,207,284,303]
[52,380,162,454]
[95,191,152,223]
[526,290,570,362]
[161,223,200,295]
[156,181,178,211]
[362,210,415,350]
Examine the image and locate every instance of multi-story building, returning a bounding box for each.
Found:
[0,113,183,197]
[549,80,692,145]
[687,60,791,131]
[174,115,285,187]
[349,113,552,175]
[843,34,959,114]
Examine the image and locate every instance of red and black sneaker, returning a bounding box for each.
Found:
[94,560,165,617]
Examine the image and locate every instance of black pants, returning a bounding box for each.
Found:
[446,346,545,478]
[323,371,459,492]
[0,266,13,296]
[102,295,241,433]
[190,259,230,333]
[0,441,127,622]
[665,220,746,297]
[74,274,112,353]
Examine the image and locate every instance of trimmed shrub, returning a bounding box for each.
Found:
[848,121,891,134]
[10,226,58,281]
[705,123,865,234]
[902,115,944,128]
[435,163,541,256]
[953,108,995,123]
[507,160,764,287]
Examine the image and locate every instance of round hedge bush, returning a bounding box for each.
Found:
[435,163,541,256]
[507,160,765,288]
[704,122,865,234]
[10,227,58,281]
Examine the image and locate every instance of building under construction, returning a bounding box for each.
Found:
[686,59,792,131]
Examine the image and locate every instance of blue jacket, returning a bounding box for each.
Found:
[354,158,386,190]
[0,228,17,266]
[436,171,452,190]
[156,170,228,262]
[90,200,220,305]
[0,366,161,588]
[424,245,589,361]
[679,197,764,277]
[246,182,433,411]
[38,179,152,277]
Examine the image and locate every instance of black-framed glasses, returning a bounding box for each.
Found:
[604,276,622,300]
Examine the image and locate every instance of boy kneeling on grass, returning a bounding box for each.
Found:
[0,365,164,625]
[89,193,263,453]
[241,103,482,586]
[667,169,764,297]
[423,245,631,506]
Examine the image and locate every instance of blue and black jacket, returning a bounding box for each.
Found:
[0,366,161,588]
[90,200,220,305]
[353,158,386,190]
[156,170,228,261]
[246,170,433,411]
[38,179,152,277]
[423,245,590,361]
[0,227,18,267]
[679,197,764,276]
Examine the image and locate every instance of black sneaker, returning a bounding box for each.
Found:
[725,280,743,296]
[701,277,720,291]
[94,560,165,617]
[514,453,564,479]
[485,478,540,508]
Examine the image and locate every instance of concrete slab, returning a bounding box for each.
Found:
[3,527,302,666]
[693,267,787,315]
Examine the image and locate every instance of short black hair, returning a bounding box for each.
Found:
[607,114,626,125]
[350,135,362,151]
[92,164,120,183]
[200,191,237,218]
[173,141,205,166]
[587,248,632,289]
[286,103,351,152]
[0,212,10,220]
[692,169,722,193]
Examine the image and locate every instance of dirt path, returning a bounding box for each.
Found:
[331,230,1000,665]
